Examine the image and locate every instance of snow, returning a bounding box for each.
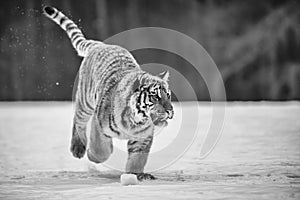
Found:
[120,174,138,186]
[0,101,299,199]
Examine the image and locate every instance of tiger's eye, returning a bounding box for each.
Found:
[167,92,171,99]
[151,95,159,101]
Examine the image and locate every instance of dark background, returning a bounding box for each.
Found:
[0,0,299,101]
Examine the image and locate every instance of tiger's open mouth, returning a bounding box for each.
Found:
[153,119,168,127]
[151,112,170,127]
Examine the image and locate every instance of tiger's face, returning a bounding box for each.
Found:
[134,71,174,127]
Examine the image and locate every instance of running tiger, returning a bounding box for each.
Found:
[43,6,174,180]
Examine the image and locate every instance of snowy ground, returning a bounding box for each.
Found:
[0,102,299,199]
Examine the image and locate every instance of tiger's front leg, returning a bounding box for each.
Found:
[125,135,156,180]
[71,122,88,158]
[70,81,95,159]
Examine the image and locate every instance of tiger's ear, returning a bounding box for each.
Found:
[158,71,169,82]
[132,78,140,92]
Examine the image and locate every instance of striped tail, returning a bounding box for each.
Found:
[43,6,102,57]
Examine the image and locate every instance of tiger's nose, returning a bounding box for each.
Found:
[166,109,174,119]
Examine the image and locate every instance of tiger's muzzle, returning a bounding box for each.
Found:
[166,109,174,119]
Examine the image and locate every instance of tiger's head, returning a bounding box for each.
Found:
[132,71,174,127]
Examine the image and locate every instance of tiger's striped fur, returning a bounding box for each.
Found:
[43,6,173,179]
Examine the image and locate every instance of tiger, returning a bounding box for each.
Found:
[43,6,174,180]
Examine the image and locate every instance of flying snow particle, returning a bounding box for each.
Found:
[56,82,59,86]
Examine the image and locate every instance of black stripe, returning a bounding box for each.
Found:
[78,83,94,112]
[53,11,59,19]
[111,113,119,130]
[70,31,82,40]
[79,92,94,112]
[84,96,94,111]
[85,86,96,112]
[133,124,151,135]
[76,100,91,121]
[136,92,147,117]
[60,16,67,25]
[84,42,93,49]
[127,140,138,146]
[128,136,153,153]
[72,34,82,42]
[121,107,128,128]
[128,60,138,68]
[109,114,120,135]
[66,22,77,31]
[65,22,72,30]
[103,133,112,139]
[74,38,84,48]
[68,26,79,32]
[142,93,148,109]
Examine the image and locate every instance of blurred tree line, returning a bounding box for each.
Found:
[0,0,299,101]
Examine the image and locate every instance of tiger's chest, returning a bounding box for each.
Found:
[102,113,154,140]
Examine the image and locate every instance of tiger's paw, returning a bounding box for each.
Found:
[131,173,156,181]
[70,136,86,159]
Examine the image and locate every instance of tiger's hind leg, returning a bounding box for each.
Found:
[87,115,113,163]
[125,135,156,180]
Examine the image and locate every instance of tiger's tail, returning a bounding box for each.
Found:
[43,6,102,57]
